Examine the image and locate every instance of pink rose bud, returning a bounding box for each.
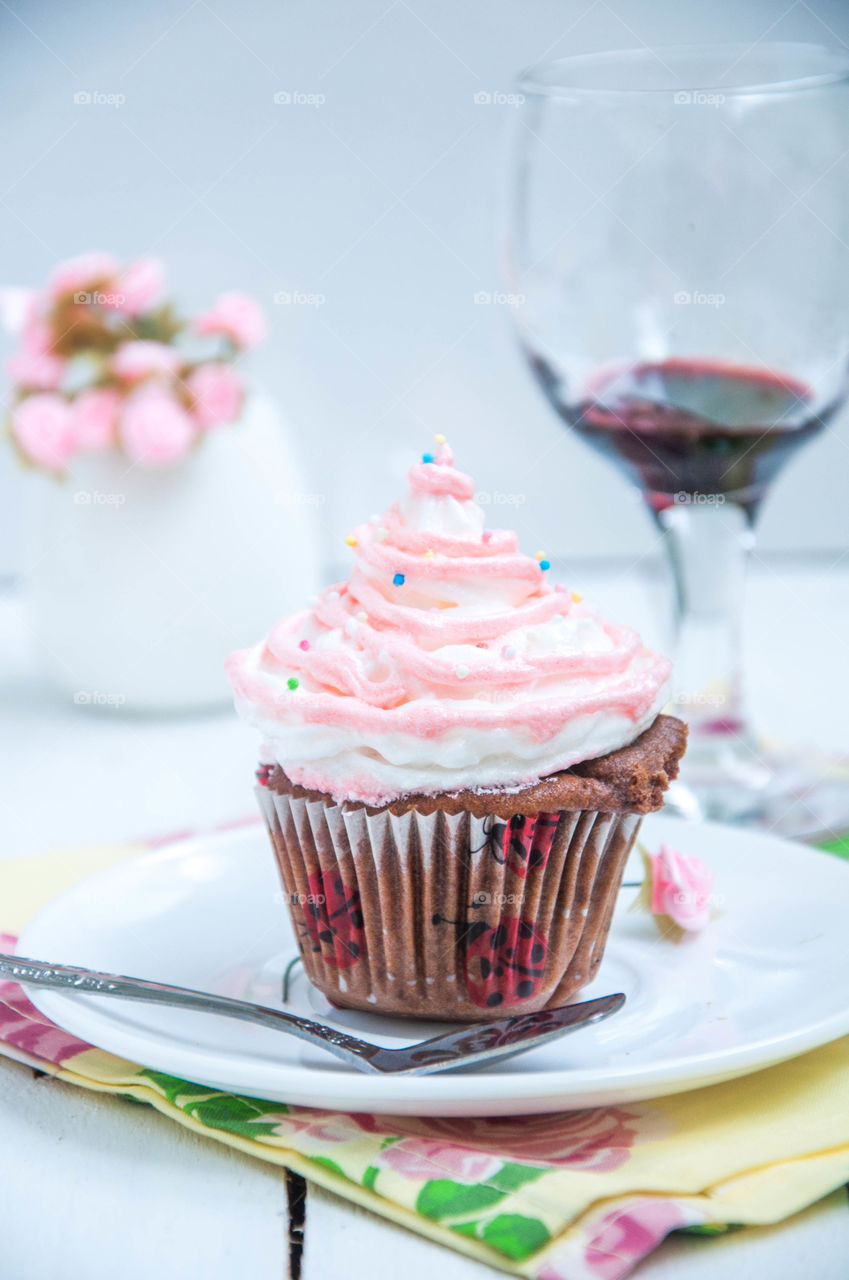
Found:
[186,361,243,428]
[119,385,196,467]
[194,291,265,348]
[5,349,65,391]
[69,388,122,451]
[111,340,180,381]
[4,314,65,390]
[11,393,74,470]
[114,257,164,315]
[20,316,55,357]
[48,251,119,300]
[632,843,715,939]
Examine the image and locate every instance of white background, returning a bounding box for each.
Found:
[3,9,849,1278]
[1,0,849,579]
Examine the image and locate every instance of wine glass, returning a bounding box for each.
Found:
[506,43,849,839]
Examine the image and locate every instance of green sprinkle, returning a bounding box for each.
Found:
[287,677,299,691]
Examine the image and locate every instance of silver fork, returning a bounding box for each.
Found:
[1,953,624,1076]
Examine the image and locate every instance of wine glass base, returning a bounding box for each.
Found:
[664,737,849,844]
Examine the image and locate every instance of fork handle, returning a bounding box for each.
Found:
[0,953,385,1073]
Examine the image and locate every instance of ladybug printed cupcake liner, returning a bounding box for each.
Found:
[257,783,641,1022]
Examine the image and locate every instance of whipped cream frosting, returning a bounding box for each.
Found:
[226,443,671,806]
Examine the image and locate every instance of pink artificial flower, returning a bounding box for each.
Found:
[5,349,64,391]
[19,316,54,356]
[195,291,265,348]
[11,393,74,470]
[69,388,122,451]
[119,385,196,467]
[186,361,243,428]
[5,313,65,390]
[48,251,118,300]
[114,257,164,315]
[633,844,715,937]
[375,1138,503,1185]
[111,340,180,382]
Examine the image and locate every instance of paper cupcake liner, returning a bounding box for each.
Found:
[257,783,641,1022]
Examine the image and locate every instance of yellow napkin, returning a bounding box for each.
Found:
[2,843,849,1280]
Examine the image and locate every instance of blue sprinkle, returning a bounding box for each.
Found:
[393,572,405,586]
[422,452,435,463]
[539,559,551,571]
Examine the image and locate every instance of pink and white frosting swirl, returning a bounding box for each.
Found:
[226,444,671,806]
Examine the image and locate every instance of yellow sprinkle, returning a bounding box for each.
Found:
[424,550,435,558]
[535,552,545,562]
[345,534,357,547]
[571,590,583,603]
[434,433,446,445]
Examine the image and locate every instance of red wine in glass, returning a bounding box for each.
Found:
[529,356,838,517]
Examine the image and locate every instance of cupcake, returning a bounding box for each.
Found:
[226,441,686,1021]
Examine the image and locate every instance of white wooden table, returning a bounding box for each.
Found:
[2,563,848,1280]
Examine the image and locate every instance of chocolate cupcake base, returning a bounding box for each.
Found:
[258,785,642,1020]
[256,718,686,1020]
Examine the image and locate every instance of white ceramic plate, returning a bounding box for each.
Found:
[19,815,849,1116]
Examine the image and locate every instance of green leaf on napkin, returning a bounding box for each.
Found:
[416,1179,506,1219]
[311,1156,348,1180]
[139,1070,222,1106]
[450,1213,551,1260]
[181,1094,284,1139]
[488,1162,548,1192]
[478,1214,551,1259]
[819,835,849,862]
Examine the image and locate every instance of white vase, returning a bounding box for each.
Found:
[27,394,321,712]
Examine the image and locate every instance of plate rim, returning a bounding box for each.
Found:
[19,816,849,1112]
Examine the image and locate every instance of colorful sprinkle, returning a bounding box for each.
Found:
[356,610,368,622]
[539,559,551,571]
[423,549,435,558]
[422,451,435,463]
[392,573,405,586]
[572,589,583,603]
[455,664,469,679]
[298,639,310,651]
[287,677,299,691]
[345,534,357,547]
[502,645,517,659]
[434,433,446,445]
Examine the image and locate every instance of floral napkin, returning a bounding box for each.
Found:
[2,840,849,1280]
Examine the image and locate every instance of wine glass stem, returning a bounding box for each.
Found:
[654,499,755,749]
